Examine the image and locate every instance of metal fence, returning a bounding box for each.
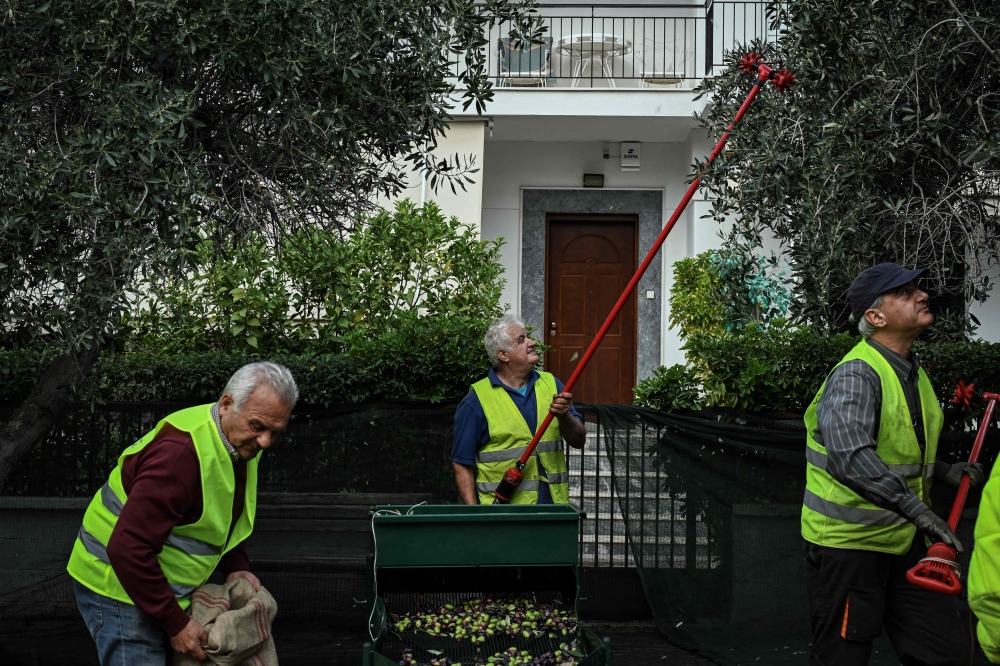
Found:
[0,401,456,498]
[708,0,782,68]
[569,407,722,571]
[0,400,719,574]
[460,2,779,89]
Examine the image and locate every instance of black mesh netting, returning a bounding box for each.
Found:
[591,404,994,666]
[0,400,458,497]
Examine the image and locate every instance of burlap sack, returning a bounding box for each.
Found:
[171,578,278,666]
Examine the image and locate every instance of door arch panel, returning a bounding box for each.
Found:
[560,234,622,264]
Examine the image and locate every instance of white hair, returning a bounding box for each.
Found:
[485,314,524,368]
[857,295,885,338]
[221,361,299,411]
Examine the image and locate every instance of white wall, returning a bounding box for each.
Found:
[657,129,714,368]
[971,262,1000,343]
[480,135,728,361]
[385,121,487,230]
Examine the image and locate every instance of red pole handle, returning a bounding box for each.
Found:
[947,395,998,530]
[514,75,770,469]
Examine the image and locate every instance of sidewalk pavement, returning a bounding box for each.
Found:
[0,618,715,666]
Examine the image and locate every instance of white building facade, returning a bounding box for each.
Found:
[413,1,1000,404]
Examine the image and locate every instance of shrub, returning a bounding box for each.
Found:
[0,315,492,406]
[125,199,505,354]
[669,248,791,341]
[668,253,725,340]
[635,325,1000,418]
[632,364,703,411]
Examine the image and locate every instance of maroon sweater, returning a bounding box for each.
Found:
[105,425,250,636]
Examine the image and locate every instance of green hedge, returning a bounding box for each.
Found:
[635,325,1000,418]
[0,314,492,406]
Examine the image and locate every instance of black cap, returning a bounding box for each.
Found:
[848,263,927,320]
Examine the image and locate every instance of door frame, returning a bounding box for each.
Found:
[543,213,640,392]
[520,188,663,384]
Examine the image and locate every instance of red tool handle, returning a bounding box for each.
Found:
[512,61,785,471]
[947,393,999,530]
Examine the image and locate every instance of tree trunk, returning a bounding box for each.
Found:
[0,344,102,492]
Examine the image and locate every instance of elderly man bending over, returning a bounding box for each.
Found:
[453,314,586,504]
[67,361,298,665]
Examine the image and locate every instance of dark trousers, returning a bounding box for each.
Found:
[804,538,971,666]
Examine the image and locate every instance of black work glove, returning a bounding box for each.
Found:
[944,461,986,489]
[913,510,964,553]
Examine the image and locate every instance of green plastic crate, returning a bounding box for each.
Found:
[362,504,610,666]
[370,504,581,568]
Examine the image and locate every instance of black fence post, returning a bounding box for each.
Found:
[704,0,715,77]
[686,491,698,569]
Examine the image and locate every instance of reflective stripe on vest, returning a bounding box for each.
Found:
[475,439,563,463]
[800,339,943,554]
[803,490,907,527]
[97,482,222,557]
[804,447,927,479]
[76,526,198,598]
[541,471,569,484]
[67,404,258,608]
[478,480,541,493]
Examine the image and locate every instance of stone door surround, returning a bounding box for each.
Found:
[521,188,662,384]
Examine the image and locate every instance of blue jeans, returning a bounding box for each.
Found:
[73,580,169,666]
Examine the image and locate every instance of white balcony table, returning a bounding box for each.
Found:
[554,32,633,88]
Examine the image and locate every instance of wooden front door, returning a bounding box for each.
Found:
[545,215,637,404]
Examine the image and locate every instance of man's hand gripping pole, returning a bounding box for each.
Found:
[493,55,795,504]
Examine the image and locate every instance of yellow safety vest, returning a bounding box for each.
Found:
[471,371,570,505]
[969,455,1000,663]
[66,404,258,609]
[801,339,942,554]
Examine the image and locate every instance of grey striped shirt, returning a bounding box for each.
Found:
[211,402,243,466]
[813,339,947,521]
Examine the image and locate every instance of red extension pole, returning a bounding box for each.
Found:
[493,55,796,504]
[906,387,999,594]
[948,396,996,531]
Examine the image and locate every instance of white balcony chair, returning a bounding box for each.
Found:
[639,40,695,88]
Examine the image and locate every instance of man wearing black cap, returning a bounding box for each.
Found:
[801,262,985,665]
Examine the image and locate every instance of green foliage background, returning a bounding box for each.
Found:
[636,326,1000,418]
[0,320,489,406]
[668,249,790,340]
[696,0,1000,336]
[0,201,507,405]
[125,200,504,355]
[0,0,541,357]
[668,253,726,340]
[641,253,1000,418]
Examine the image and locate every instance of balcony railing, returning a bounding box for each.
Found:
[464,1,780,89]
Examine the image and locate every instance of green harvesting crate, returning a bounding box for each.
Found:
[362,504,611,666]
[371,504,581,568]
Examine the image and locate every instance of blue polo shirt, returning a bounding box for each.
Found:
[452,368,583,504]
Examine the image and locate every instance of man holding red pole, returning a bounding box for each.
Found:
[801,263,983,664]
[452,314,586,504]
